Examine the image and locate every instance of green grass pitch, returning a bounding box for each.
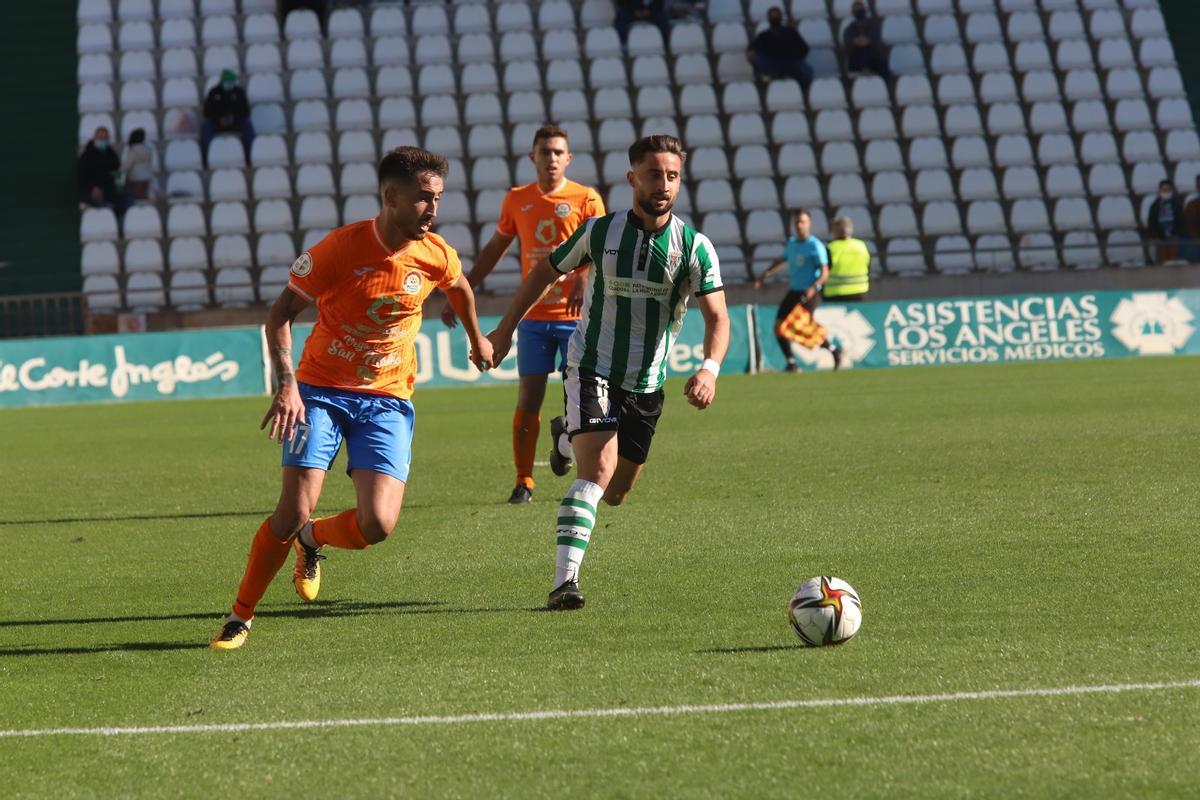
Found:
[2,357,1198,798]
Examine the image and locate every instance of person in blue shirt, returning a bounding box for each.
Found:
[753,209,842,371]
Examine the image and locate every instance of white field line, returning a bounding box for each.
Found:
[2,679,1199,739]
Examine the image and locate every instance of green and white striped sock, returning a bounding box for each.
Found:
[555,479,604,588]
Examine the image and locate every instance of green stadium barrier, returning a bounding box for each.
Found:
[755,289,1200,372]
[0,327,266,407]
[2,290,1192,407]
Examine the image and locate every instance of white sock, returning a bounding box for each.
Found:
[554,479,604,588]
[298,519,317,549]
[557,430,574,460]
[227,612,252,627]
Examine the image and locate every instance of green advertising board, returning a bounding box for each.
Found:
[0,327,266,407]
[293,306,754,389]
[756,289,1200,372]
[1,289,1193,407]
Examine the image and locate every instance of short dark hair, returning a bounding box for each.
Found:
[792,208,810,220]
[1159,179,1174,189]
[532,124,570,149]
[129,128,146,145]
[628,134,687,167]
[378,146,449,187]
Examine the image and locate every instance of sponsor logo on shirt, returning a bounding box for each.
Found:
[535,219,556,245]
[605,276,671,299]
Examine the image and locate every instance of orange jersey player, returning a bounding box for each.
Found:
[441,124,605,505]
[211,147,493,650]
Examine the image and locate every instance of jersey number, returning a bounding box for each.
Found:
[288,423,313,454]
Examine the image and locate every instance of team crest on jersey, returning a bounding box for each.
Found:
[667,251,682,269]
[554,202,571,218]
[402,272,422,294]
[290,252,313,277]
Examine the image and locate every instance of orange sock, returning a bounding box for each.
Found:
[312,509,371,550]
[231,518,293,621]
[513,409,540,489]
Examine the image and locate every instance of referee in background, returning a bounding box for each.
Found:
[754,208,842,371]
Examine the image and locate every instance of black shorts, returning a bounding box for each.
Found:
[775,289,820,321]
[563,368,664,465]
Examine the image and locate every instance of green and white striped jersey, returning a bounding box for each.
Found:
[549,210,723,393]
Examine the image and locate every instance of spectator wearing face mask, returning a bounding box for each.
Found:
[746,7,813,92]
[201,69,254,168]
[843,1,891,82]
[1146,180,1186,264]
[78,126,121,209]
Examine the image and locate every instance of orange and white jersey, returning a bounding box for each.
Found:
[495,179,605,322]
[289,218,462,400]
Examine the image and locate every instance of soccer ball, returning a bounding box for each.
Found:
[788,576,862,647]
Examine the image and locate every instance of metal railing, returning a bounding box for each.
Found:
[0,293,86,339]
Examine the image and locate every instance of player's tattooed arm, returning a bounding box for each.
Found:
[274,347,295,385]
[261,288,311,441]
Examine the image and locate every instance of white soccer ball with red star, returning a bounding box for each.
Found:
[788,576,862,647]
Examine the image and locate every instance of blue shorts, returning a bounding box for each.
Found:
[281,383,415,482]
[516,320,577,377]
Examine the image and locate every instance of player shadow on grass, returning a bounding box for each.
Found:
[695,644,807,654]
[0,641,211,657]
[1,499,504,527]
[0,510,277,527]
[0,599,543,632]
[0,601,542,657]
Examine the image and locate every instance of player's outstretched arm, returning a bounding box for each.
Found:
[442,273,494,371]
[440,231,515,328]
[684,291,730,410]
[753,258,786,288]
[261,288,311,442]
[486,256,563,363]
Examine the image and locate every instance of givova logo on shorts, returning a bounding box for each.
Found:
[793,307,876,370]
[1110,292,1196,355]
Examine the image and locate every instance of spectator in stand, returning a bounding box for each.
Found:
[1181,174,1200,262]
[78,126,121,210]
[843,1,891,82]
[201,70,254,168]
[614,0,672,52]
[1147,179,1186,263]
[746,7,813,92]
[280,0,331,36]
[824,217,871,302]
[120,128,154,202]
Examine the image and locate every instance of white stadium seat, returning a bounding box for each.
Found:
[250,135,288,168]
[123,239,163,274]
[209,169,248,202]
[922,201,963,236]
[170,269,210,310]
[950,136,989,169]
[168,238,209,274]
[915,169,954,202]
[125,271,165,310]
[211,234,252,270]
[254,200,293,234]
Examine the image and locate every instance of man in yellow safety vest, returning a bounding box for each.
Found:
[824,217,870,302]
